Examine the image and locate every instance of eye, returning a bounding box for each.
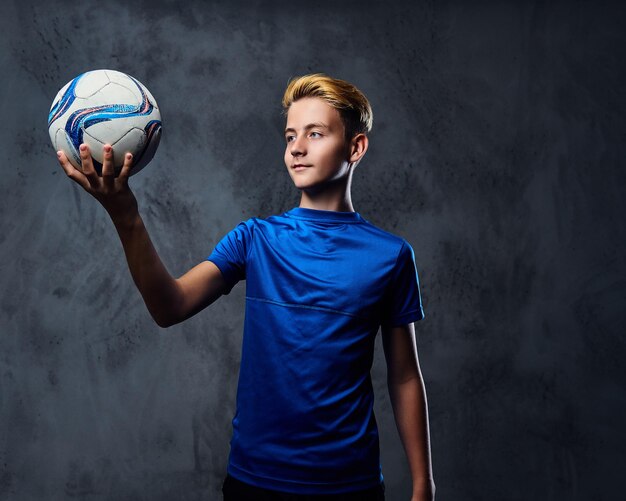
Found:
[310,131,322,138]
[285,135,295,143]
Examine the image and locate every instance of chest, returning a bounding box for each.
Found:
[245,227,393,320]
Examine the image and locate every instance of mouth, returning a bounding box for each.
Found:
[292,164,312,171]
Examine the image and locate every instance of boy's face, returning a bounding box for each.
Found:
[284,97,352,191]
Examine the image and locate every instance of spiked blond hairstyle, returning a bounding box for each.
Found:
[281,73,373,141]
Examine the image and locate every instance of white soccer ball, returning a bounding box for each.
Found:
[48,69,162,176]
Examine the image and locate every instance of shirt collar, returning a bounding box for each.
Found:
[284,207,363,223]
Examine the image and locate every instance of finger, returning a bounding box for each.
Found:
[117,152,134,184]
[79,143,101,188]
[57,150,92,191]
[101,144,115,191]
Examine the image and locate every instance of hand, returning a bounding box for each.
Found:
[57,143,139,224]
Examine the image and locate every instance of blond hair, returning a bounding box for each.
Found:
[281,73,373,141]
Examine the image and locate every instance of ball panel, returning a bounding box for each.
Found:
[49,124,58,151]
[106,71,142,106]
[80,82,138,106]
[73,70,110,98]
[82,130,107,174]
[55,128,81,170]
[48,76,82,128]
[103,69,134,86]
[130,121,162,176]
[107,70,160,111]
[110,127,145,168]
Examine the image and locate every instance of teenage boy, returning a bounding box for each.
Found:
[56,73,435,501]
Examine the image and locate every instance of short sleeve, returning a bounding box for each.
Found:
[380,240,425,328]
[206,219,254,295]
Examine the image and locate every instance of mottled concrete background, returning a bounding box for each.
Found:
[1,0,624,499]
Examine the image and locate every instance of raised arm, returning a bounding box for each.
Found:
[57,143,227,328]
[381,322,436,501]
[110,212,227,327]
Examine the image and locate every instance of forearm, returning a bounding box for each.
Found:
[110,209,182,327]
[388,375,435,500]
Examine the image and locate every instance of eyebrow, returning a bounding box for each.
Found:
[284,122,329,135]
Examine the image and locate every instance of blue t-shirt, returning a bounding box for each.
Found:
[206,207,424,495]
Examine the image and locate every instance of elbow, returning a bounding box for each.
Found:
[151,291,184,328]
[150,281,201,328]
[155,318,173,329]
[152,311,181,329]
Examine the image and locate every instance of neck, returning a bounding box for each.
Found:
[298,172,355,213]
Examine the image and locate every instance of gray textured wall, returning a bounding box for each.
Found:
[1,0,625,499]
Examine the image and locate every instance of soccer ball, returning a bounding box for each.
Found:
[48,69,162,176]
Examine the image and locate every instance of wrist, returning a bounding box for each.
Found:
[103,189,140,228]
[109,206,141,232]
[413,477,435,499]
[412,478,435,500]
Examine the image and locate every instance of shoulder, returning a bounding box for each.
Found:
[240,211,296,233]
[223,217,256,238]
[229,211,281,231]
[243,210,288,226]
[358,217,411,256]
[222,212,286,242]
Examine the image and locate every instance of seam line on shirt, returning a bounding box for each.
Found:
[246,295,371,320]
[382,240,406,298]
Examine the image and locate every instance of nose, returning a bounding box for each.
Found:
[289,135,306,157]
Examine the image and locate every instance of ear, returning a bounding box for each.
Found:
[348,133,369,164]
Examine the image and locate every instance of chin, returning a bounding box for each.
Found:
[291,175,316,188]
